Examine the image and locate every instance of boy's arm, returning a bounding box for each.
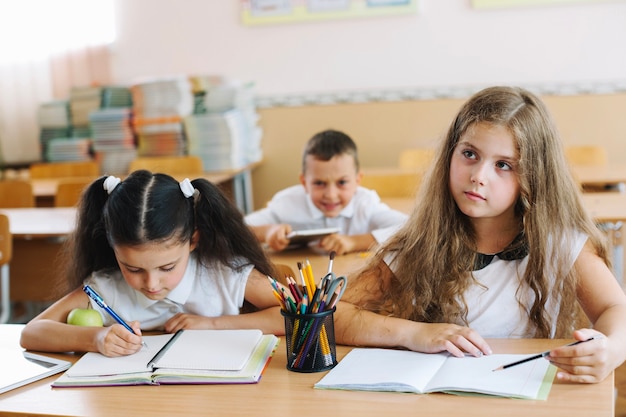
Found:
[247,224,292,250]
[247,224,271,243]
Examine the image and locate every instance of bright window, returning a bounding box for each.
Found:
[0,0,116,64]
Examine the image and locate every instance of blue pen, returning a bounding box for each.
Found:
[83,285,148,348]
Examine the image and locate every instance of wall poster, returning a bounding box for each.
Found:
[241,0,419,26]
[471,0,622,8]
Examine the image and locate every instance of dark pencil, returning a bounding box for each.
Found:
[492,337,595,371]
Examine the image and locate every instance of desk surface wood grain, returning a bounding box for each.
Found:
[0,324,614,417]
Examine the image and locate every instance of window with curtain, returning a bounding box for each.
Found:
[0,0,116,166]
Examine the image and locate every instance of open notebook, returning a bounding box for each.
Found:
[314,348,556,400]
[53,329,279,387]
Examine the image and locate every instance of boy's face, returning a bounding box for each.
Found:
[300,153,362,218]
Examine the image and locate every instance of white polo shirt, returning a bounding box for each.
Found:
[245,185,408,243]
[84,254,252,331]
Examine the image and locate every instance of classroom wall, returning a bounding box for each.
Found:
[108,0,626,209]
[252,92,626,208]
[112,1,626,97]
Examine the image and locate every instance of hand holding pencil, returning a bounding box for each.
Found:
[493,336,597,372]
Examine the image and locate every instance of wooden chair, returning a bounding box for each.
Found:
[565,145,622,192]
[273,264,296,287]
[128,156,204,175]
[360,169,422,198]
[0,214,12,323]
[0,181,35,208]
[29,161,100,179]
[54,179,92,207]
[565,145,608,166]
[398,148,435,172]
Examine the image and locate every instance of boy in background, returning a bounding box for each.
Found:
[245,129,408,255]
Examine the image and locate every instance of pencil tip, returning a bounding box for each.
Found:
[492,367,502,372]
[297,262,303,269]
[329,251,336,260]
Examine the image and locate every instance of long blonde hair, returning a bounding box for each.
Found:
[360,86,610,337]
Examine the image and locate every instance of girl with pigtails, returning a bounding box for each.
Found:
[21,170,284,357]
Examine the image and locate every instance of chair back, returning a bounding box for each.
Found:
[0,214,11,266]
[55,179,91,207]
[272,264,296,287]
[0,214,11,323]
[0,181,35,208]
[29,161,100,178]
[128,156,204,175]
[565,146,608,166]
[360,170,422,198]
[398,148,435,172]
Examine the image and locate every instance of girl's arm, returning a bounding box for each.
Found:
[163,268,285,335]
[20,288,144,356]
[318,233,375,255]
[549,241,626,383]
[333,260,491,358]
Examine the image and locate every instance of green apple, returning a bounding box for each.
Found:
[67,308,104,327]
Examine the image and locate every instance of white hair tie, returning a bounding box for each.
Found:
[103,176,121,194]
[179,178,198,198]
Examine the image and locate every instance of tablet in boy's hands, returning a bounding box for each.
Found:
[286,227,340,246]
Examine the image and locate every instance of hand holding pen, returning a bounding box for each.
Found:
[83,285,148,349]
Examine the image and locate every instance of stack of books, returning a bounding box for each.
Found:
[69,86,102,129]
[101,86,133,108]
[131,77,193,157]
[38,100,71,159]
[45,137,92,162]
[89,107,137,174]
[185,78,263,171]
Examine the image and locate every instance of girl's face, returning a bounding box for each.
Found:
[449,122,520,227]
[113,234,197,300]
[299,153,362,218]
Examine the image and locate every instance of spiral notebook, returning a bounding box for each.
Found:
[53,329,279,387]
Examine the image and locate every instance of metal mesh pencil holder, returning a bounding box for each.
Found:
[281,307,337,373]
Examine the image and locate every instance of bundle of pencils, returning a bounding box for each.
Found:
[268,252,345,370]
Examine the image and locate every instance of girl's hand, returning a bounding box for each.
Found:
[164,313,213,333]
[413,322,492,358]
[548,329,611,384]
[95,322,144,357]
[319,234,354,255]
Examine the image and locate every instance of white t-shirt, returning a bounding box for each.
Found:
[84,254,252,331]
[244,185,408,243]
[386,231,588,338]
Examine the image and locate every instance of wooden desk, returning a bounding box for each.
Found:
[0,208,75,238]
[269,247,369,279]
[571,164,626,189]
[27,161,261,213]
[0,324,614,417]
[0,208,75,305]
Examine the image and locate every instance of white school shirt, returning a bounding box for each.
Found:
[84,254,252,331]
[244,185,408,243]
[386,231,588,338]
